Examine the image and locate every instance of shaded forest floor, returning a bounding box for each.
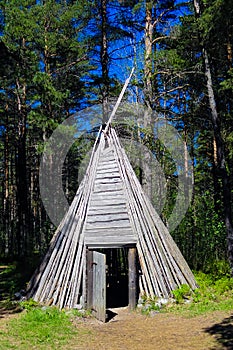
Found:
[1,306,233,349]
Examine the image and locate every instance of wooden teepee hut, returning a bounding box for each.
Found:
[27,123,197,319]
[27,72,197,322]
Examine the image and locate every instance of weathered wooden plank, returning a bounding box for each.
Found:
[96,166,119,175]
[92,251,106,322]
[95,172,120,179]
[86,250,93,309]
[90,198,126,206]
[85,234,138,246]
[85,235,137,243]
[98,157,116,164]
[101,145,114,153]
[86,213,129,223]
[97,156,117,163]
[93,185,124,194]
[94,177,122,184]
[91,192,127,201]
[85,226,133,234]
[101,150,114,158]
[88,206,128,216]
[100,149,115,158]
[85,219,131,230]
[96,162,118,170]
[86,237,137,243]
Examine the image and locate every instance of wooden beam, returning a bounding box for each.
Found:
[128,247,137,310]
[86,249,93,310]
[104,67,135,132]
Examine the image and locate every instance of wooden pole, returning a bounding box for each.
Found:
[128,247,137,310]
[104,67,135,133]
[86,250,93,310]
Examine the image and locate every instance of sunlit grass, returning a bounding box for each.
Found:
[0,306,90,350]
[164,271,233,317]
[139,269,233,317]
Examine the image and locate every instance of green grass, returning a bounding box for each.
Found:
[163,270,233,317]
[1,260,233,349]
[139,268,233,317]
[0,306,89,350]
[0,262,92,349]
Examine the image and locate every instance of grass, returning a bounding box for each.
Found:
[1,260,233,349]
[161,270,233,317]
[0,262,91,349]
[0,306,91,350]
[139,268,233,317]
[170,272,233,317]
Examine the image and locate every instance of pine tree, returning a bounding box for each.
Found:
[0,0,91,258]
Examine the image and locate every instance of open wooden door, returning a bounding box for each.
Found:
[87,250,106,322]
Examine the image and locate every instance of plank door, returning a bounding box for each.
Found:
[92,251,106,322]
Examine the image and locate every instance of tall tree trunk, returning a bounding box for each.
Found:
[144,0,153,109]
[101,0,109,122]
[194,0,233,271]
[3,110,9,256]
[15,58,30,257]
[142,0,154,200]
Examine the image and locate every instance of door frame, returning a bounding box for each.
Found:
[86,245,137,322]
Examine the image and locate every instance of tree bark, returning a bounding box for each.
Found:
[3,110,9,256]
[142,0,154,200]
[101,0,109,122]
[144,0,153,109]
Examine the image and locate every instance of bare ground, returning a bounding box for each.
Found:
[72,307,233,350]
[1,306,233,349]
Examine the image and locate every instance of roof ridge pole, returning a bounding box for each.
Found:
[104,67,135,134]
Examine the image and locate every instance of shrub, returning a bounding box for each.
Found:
[172,284,192,304]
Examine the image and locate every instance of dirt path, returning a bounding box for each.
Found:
[73,307,233,350]
[1,306,233,349]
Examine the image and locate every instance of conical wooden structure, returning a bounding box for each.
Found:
[27,124,197,309]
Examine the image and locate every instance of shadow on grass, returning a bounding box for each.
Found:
[0,301,22,318]
[0,259,37,317]
[205,315,233,349]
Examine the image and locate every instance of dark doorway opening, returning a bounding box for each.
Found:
[86,246,139,321]
[105,248,129,308]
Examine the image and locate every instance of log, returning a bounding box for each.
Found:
[128,247,137,310]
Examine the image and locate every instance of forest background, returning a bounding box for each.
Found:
[0,0,233,279]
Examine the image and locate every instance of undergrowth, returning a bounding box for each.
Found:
[0,304,90,350]
[140,262,233,317]
[176,270,233,317]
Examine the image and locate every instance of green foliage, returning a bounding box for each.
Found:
[139,295,161,315]
[166,271,233,317]
[0,263,29,299]
[0,0,232,283]
[172,189,227,271]
[204,260,232,280]
[0,306,79,349]
[172,284,192,304]
[19,299,39,311]
[140,267,233,317]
